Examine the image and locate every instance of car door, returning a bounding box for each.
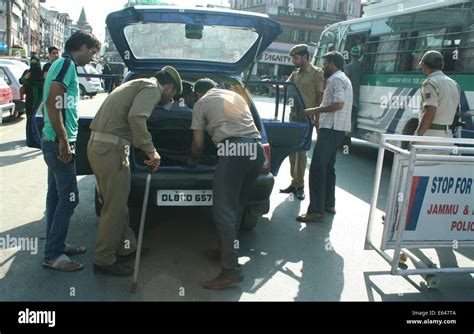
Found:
[247,80,313,175]
[26,99,96,175]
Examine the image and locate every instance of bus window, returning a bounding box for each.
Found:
[460,24,474,72]
[413,6,469,29]
[342,34,367,64]
[373,34,402,73]
[316,28,337,65]
[442,26,463,72]
[408,28,446,71]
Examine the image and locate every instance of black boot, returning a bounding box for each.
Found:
[280,185,296,194]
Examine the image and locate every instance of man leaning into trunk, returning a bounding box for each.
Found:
[88,67,182,276]
[189,78,264,289]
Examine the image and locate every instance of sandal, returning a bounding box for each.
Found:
[43,254,84,272]
[64,244,86,256]
[325,207,337,214]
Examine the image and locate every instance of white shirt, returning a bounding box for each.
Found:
[319,70,353,132]
[420,70,460,126]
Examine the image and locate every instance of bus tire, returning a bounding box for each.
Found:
[402,120,419,150]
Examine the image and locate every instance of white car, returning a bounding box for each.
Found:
[0,76,15,123]
[77,64,104,97]
[0,59,29,114]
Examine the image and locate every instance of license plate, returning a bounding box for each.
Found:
[157,190,213,206]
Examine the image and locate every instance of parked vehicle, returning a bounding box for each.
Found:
[77,64,104,97]
[0,56,29,66]
[28,6,313,231]
[0,77,15,123]
[107,62,126,87]
[0,59,28,115]
[315,0,474,144]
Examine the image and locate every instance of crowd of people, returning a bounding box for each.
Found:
[34,27,461,290]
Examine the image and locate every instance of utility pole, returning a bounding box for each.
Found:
[27,0,32,56]
[6,0,12,56]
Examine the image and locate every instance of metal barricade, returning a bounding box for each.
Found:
[365,134,474,288]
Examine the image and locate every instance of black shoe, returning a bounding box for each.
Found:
[93,261,133,277]
[117,247,149,263]
[296,187,305,200]
[202,268,244,290]
[280,185,296,194]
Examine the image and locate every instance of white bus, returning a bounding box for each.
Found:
[314,0,474,146]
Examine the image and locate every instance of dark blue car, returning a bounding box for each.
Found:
[28,6,313,231]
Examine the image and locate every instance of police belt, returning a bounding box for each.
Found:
[428,124,453,131]
[90,131,130,146]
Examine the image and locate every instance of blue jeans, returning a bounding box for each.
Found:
[42,140,79,262]
[307,129,345,215]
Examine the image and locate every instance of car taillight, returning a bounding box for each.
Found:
[261,143,271,174]
[20,92,26,101]
[85,77,91,81]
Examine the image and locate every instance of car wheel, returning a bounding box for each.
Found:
[89,92,97,97]
[239,207,260,231]
[13,109,20,118]
[79,84,87,97]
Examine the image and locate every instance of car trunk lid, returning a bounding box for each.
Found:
[105,6,282,74]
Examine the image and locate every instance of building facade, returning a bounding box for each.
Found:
[40,7,66,54]
[231,0,362,78]
[0,0,43,56]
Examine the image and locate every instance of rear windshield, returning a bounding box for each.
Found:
[124,23,258,63]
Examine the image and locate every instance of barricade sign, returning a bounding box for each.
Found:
[365,134,474,288]
[382,162,474,249]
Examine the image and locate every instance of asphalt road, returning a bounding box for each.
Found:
[0,93,473,301]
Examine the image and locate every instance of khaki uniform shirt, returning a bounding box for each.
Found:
[191,88,261,145]
[287,63,324,109]
[420,70,460,126]
[90,77,162,154]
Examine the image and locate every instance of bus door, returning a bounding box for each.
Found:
[342,31,371,64]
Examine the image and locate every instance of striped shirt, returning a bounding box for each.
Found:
[42,53,79,142]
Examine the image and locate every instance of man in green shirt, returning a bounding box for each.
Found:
[41,30,101,272]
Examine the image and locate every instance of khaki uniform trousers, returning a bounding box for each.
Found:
[87,138,137,266]
[289,151,307,188]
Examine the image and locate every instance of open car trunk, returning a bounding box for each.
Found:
[132,107,217,168]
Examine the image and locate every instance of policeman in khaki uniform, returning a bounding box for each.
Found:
[280,44,324,200]
[415,50,461,149]
[88,66,182,276]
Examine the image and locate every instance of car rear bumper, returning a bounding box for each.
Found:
[13,100,24,112]
[1,102,15,118]
[128,170,274,212]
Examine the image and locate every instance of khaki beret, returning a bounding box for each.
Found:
[162,66,183,94]
[290,44,309,56]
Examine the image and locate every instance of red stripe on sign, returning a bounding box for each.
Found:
[405,176,420,228]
